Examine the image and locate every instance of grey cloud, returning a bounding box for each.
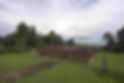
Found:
[0,0,124,45]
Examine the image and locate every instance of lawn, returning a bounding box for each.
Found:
[0,52,45,74]
[17,52,124,83]
[93,52,124,73]
[0,52,124,83]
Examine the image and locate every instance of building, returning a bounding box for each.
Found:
[39,45,95,63]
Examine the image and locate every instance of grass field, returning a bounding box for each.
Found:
[0,52,45,75]
[0,52,124,83]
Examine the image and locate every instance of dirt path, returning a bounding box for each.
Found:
[0,61,56,83]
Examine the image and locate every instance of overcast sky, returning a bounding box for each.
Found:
[0,0,124,45]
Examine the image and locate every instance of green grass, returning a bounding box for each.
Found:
[17,62,117,83]
[17,52,124,83]
[0,52,124,83]
[0,52,45,74]
[93,52,124,73]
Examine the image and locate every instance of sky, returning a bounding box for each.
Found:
[0,0,124,45]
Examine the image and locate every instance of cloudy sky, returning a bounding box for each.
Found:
[0,0,124,45]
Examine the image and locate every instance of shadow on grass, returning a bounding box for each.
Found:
[93,67,124,83]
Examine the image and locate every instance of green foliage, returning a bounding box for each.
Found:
[104,27,124,52]
[3,33,16,47]
[27,27,37,48]
[117,27,124,44]
[13,37,28,52]
[0,37,5,54]
[1,22,43,52]
[0,37,2,44]
[66,38,75,46]
[103,27,124,52]
[15,22,30,52]
[35,36,44,48]
[103,32,115,51]
[43,31,64,45]
[17,22,29,37]
[2,22,30,52]
[116,27,124,51]
[1,22,72,53]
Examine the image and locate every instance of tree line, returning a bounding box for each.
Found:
[103,27,124,52]
[0,22,75,53]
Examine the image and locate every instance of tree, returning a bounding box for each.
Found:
[27,26,37,48]
[14,22,30,52]
[0,36,2,45]
[116,27,124,51]
[3,33,17,48]
[35,35,44,48]
[103,32,115,50]
[17,22,29,37]
[0,36,5,54]
[43,31,64,45]
[66,38,75,46]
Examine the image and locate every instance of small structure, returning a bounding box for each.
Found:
[102,56,109,72]
[39,45,95,63]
